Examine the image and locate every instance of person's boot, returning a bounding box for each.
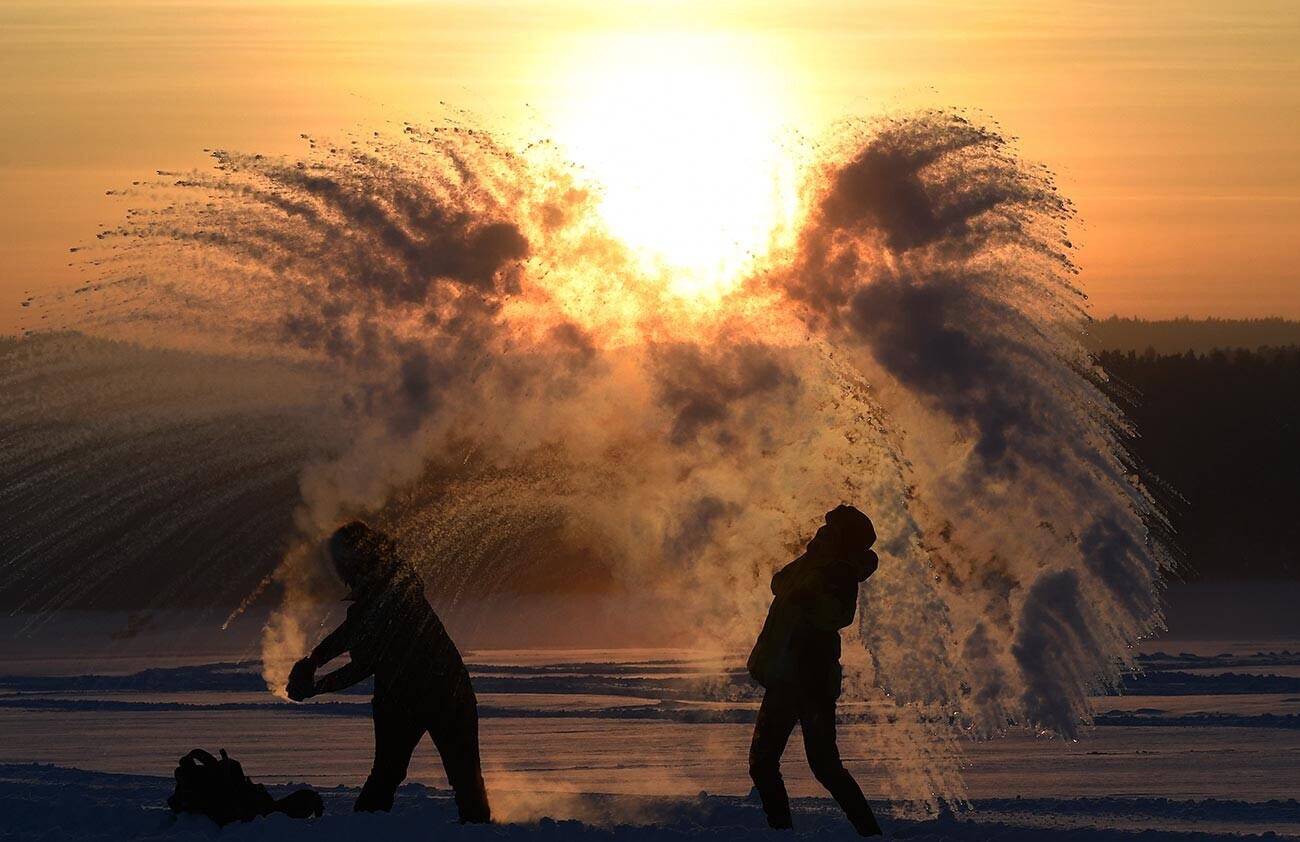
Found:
[748,784,793,829]
[849,807,883,837]
[454,794,491,824]
[354,777,396,812]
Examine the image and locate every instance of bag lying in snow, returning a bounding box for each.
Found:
[168,748,324,826]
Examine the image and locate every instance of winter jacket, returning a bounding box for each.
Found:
[310,569,470,712]
[747,526,875,699]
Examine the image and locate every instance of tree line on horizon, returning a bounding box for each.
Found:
[1084,316,1300,355]
[1098,344,1300,581]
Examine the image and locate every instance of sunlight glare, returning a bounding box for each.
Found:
[550,35,799,297]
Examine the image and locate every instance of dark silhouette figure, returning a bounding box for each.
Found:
[746,504,883,837]
[168,748,323,825]
[287,521,490,823]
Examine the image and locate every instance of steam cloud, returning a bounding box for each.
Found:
[3,112,1169,806]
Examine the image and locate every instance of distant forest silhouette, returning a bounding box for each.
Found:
[1,322,1295,611]
[1098,327,1300,580]
[1086,316,1300,354]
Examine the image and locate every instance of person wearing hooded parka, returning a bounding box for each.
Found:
[746,504,884,837]
[286,521,490,823]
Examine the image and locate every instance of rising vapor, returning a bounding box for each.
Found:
[0,111,1170,807]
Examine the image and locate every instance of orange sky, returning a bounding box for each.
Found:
[2,0,1298,333]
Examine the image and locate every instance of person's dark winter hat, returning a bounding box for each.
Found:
[825,504,877,552]
[327,520,410,595]
[327,520,379,587]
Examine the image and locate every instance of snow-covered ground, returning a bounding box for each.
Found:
[5,763,1300,841]
[1,611,1298,840]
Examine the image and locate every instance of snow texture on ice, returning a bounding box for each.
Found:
[3,764,1298,841]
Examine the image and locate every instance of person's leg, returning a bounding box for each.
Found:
[798,694,882,837]
[429,685,491,823]
[748,688,799,829]
[356,701,425,812]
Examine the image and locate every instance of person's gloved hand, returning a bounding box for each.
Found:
[286,658,316,701]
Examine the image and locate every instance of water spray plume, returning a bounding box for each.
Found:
[0,111,1169,807]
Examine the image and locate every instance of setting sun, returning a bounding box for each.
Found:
[549,34,800,295]
[5,3,1300,836]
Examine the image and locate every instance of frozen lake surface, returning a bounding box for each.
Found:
[1,613,1298,840]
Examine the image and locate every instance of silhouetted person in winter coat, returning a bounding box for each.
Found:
[746,504,883,837]
[286,521,490,823]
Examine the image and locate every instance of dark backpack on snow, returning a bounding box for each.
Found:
[168,748,323,826]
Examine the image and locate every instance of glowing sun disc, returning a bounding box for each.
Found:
[550,34,799,295]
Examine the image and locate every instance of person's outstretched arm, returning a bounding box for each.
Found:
[287,617,355,700]
[311,658,374,695]
[306,618,353,668]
